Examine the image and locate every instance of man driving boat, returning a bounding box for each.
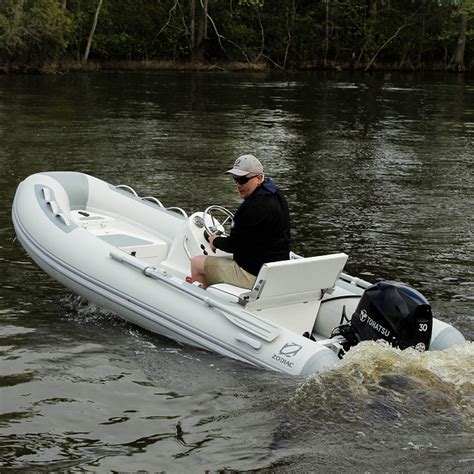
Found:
[191,154,291,288]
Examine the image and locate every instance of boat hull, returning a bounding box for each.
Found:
[12,171,466,377]
[12,172,343,377]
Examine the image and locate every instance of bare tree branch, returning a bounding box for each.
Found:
[261,53,284,69]
[151,0,180,46]
[253,6,265,62]
[282,0,296,69]
[83,0,103,64]
[364,8,419,71]
[206,10,252,63]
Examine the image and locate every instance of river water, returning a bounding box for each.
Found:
[0,71,473,471]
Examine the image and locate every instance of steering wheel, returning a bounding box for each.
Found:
[203,205,234,238]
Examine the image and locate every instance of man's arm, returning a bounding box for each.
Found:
[211,233,233,253]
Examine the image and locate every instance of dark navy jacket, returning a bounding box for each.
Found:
[214,178,291,276]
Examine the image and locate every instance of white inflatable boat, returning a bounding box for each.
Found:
[12,172,466,377]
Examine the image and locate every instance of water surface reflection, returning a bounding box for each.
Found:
[0,71,472,471]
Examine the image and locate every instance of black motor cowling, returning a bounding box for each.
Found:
[350,281,433,351]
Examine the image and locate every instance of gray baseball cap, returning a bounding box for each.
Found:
[225,154,264,176]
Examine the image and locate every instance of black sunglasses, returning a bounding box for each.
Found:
[233,175,260,185]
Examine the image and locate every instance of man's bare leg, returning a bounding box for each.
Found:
[190,255,208,287]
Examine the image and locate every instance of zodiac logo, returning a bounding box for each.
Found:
[278,342,302,358]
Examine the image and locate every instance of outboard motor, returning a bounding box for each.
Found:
[331,281,433,357]
[345,281,433,351]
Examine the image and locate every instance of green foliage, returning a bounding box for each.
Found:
[0,0,471,71]
[0,0,72,67]
[239,0,265,7]
[65,0,191,61]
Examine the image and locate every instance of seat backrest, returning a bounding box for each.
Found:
[245,253,348,310]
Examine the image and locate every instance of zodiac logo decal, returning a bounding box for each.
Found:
[278,342,302,357]
[272,342,303,369]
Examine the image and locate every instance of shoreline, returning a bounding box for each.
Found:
[0,58,470,75]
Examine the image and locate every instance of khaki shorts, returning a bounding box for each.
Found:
[204,257,256,289]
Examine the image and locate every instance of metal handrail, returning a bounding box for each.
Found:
[141,196,165,207]
[115,184,138,197]
[167,206,188,217]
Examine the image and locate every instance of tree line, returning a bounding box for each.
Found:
[0,0,472,73]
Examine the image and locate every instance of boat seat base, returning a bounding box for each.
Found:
[98,233,168,261]
[71,210,170,263]
[208,253,348,335]
[206,283,248,304]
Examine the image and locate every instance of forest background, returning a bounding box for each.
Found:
[0,0,472,73]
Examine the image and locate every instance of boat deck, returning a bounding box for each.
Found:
[70,210,169,263]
